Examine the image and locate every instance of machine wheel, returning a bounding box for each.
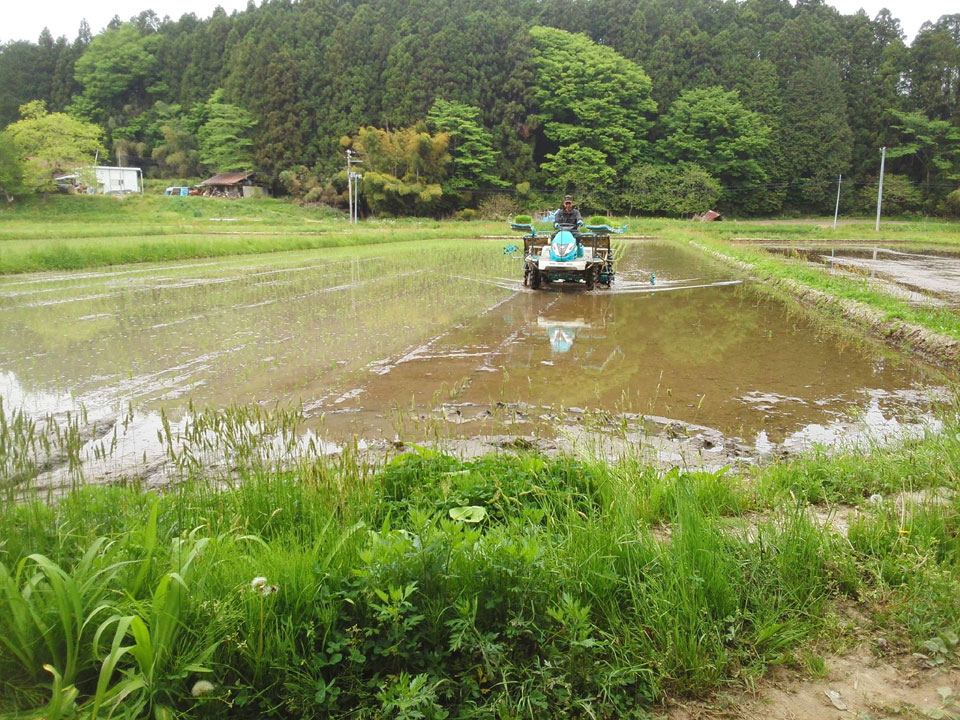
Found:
[585,265,599,290]
[529,266,542,289]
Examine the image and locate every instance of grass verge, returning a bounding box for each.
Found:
[3,197,957,276]
[688,237,960,352]
[1,417,959,718]
[0,196,509,274]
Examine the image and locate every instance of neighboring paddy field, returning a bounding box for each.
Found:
[1,199,959,719]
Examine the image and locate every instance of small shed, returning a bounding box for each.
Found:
[95,166,142,194]
[197,172,262,198]
[694,209,724,222]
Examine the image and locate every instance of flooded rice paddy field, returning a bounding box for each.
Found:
[758,244,960,306]
[0,238,953,484]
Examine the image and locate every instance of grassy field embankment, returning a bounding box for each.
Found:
[1,418,959,719]
[660,220,960,369]
[0,195,506,274]
[3,195,957,279]
[687,217,960,248]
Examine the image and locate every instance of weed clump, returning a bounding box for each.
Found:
[1,433,959,718]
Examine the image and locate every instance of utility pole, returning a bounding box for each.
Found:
[349,170,363,223]
[833,174,842,230]
[346,149,353,223]
[875,147,886,232]
[346,150,362,224]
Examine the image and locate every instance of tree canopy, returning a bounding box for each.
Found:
[529,26,656,176]
[659,87,772,210]
[427,99,502,191]
[195,90,256,173]
[1,0,959,215]
[73,24,158,118]
[5,100,103,193]
[0,131,25,203]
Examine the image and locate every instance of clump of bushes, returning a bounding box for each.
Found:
[941,187,960,218]
[622,163,720,217]
[478,193,522,220]
[852,174,923,216]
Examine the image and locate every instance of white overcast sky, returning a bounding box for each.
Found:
[1,0,956,45]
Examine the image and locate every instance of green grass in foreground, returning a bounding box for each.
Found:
[1,422,959,718]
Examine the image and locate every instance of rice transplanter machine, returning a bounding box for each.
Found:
[510,217,625,290]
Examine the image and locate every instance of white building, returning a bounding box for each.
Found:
[94,166,142,194]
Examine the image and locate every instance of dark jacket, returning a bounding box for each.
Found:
[555,207,583,226]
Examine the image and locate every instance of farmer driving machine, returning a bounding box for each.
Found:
[510,217,625,290]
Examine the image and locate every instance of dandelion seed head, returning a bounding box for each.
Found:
[191,680,215,697]
[250,576,278,596]
[868,494,883,506]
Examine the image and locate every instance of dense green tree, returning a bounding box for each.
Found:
[852,173,923,215]
[50,22,91,111]
[659,86,772,212]
[351,125,450,182]
[348,124,452,215]
[839,11,908,182]
[778,56,852,210]
[249,47,305,191]
[5,100,103,193]
[317,4,392,164]
[540,143,615,205]
[196,90,256,173]
[0,131,25,204]
[908,16,960,122]
[151,121,200,178]
[528,26,657,176]
[0,42,42,127]
[73,24,159,119]
[885,109,960,206]
[426,99,501,190]
[622,162,720,216]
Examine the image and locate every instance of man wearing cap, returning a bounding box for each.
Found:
[554,195,584,228]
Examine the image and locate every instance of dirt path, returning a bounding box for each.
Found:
[666,646,960,719]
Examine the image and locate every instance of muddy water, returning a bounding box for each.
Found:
[0,240,947,456]
[323,242,943,442]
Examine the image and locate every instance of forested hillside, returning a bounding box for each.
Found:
[2,0,959,216]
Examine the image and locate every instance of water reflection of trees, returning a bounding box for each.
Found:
[615,285,760,369]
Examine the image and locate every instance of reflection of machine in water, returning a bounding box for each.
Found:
[538,317,587,353]
[532,293,623,371]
